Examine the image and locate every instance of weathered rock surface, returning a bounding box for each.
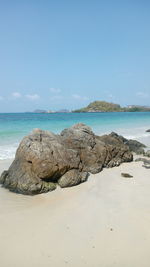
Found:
[0,124,134,195]
[61,125,133,173]
[99,132,146,155]
[58,169,88,188]
[125,140,146,154]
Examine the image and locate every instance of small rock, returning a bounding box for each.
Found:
[144,150,150,157]
[146,129,150,132]
[135,158,150,165]
[121,173,133,178]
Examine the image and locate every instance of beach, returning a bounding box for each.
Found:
[0,113,150,267]
[0,155,150,267]
[1,0,150,265]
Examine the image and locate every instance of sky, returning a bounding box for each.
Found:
[0,0,150,112]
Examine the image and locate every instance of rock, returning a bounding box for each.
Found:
[135,157,150,169]
[121,173,133,178]
[0,169,57,195]
[0,124,133,195]
[144,150,150,157]
[146,129,150,132]
[125,140,146,154]
[61,123,96,150]
[99,132,146,155]
[58,169,88,188]
[0,129,80,195]
[98,132,127,146]
[135,158,150,165]
[61,124,133,173]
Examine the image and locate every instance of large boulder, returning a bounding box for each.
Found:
[0,129,80,195]
[0,124,133,195]
[61,124,133,173]
[61,124,103,173]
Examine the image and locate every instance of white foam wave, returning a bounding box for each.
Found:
[123,133,150,140]
[110,125,150,140]
[0,126,150,160]
[0,143,18,160]
[98,125,150,147]
[98,129,150,140]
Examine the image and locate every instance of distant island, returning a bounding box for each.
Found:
[26,101,150,113]
[73,101,150,113]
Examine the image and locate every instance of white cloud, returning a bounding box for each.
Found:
[12,92,22,98]
[50,88,61,93]
[26,94,40,100]
[136,92,149,98]
[50,95,63,100]
[0,96,4,100]
[72,94,89,101]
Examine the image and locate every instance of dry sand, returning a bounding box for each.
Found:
[0,158,150,267]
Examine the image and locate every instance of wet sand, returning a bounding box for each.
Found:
[0,158,150,267]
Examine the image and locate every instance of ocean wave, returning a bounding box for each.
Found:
[123,133,150,140]
[0,143,18,160]
[97,126,150,147]
[0,125,150,160]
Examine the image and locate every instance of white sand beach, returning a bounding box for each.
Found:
[0,156,150,267]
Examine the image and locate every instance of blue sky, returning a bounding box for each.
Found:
[0,0,150,112]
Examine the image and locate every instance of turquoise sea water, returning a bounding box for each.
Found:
[0,112,150,159]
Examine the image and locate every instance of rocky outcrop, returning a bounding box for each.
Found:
[61,124,133,172]
[0,124,134,195]
[125,140,146,154]
[146,129,150,132]
[99,132,146,155]
[0,129,80,194]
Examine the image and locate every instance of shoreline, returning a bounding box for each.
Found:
[0,112,150,160]
[0,126,150,160]
[0,130,150,267]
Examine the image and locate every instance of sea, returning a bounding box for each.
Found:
[0,112,150,160]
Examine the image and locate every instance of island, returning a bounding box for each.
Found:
[73,101,150,113]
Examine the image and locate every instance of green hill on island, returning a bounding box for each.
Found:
[73,101,150,113]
